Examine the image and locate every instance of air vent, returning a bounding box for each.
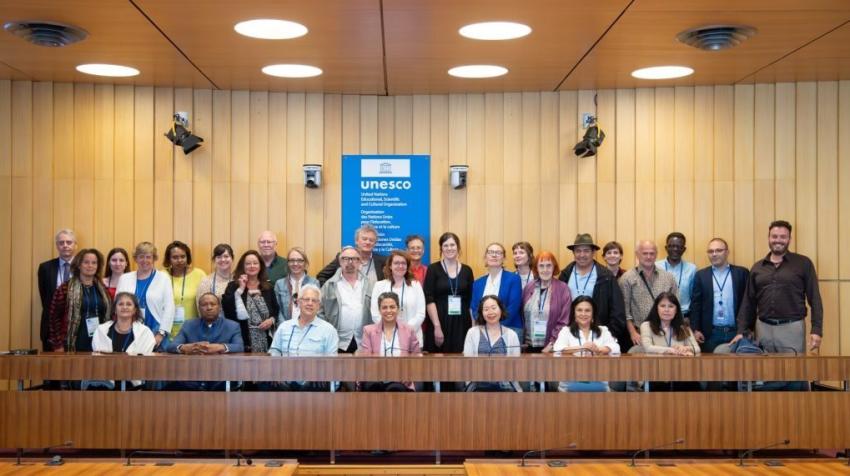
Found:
[676,25,756,51]
[3,21,88,47]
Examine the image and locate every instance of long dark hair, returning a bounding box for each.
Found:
[569,295,601,339]
[646,291,690,341]
[234,250,271,291]
[475,295,506,326]
[104,247,131,278]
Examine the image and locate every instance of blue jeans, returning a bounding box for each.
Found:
[704,326,737,353]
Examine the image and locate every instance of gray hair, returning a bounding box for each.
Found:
[299,283,322,300]
[55,228,76,243]
[354,224,378,241]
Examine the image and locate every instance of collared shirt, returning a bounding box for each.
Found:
[711,265,736,327]
[482,269,502,297]
[361,255,378,286]
[567,265,597,300]
[167,314,244,353]
[269,317,339,356]
[57,259,73,287]
[337,276,365,349]
[736,252,824,336]
[289,275,305,322]
[265,254,290,285]
[656,259,697,314]
[619,266,679,326]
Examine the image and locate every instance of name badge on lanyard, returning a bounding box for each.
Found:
[448,296,462,315]
[86,317,99,337]
[174,305,186,324]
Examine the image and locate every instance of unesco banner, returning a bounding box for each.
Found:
[341,155,430,263]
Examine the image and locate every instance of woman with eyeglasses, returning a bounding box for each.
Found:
[274,247,319,324]
[116,242,175,350]
[470,242,523,342]
[370,250,427,347]
[196,243,235,304]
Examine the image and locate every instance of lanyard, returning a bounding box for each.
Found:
[382,324,398,356]
[172,271,187,303]
[109,324,134,352]
[538,286,549,313]
[393,281,406,310]
[577,329,596,346]
[287,323,313,354]
[520,271,532,289]
[712,266,731,298]
[83,285,100,318]
[212,272,223,294]
[665,327,673,347]
[363,256,373,277]
[664,261,684,289]
[483,325,503,350]
[441,260,460,296]
[638,269,656,300]
[135,270,156,305]
[573,266,595,295]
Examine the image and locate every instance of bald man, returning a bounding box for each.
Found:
[257,230,289,285]
[618,240,679,351]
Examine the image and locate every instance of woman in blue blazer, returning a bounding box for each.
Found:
[470,242,524,342]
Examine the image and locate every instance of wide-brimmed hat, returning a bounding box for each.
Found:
[567,233,600,251]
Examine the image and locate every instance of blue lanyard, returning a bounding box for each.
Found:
[287,323,313,354]
[135,270,156,306]
[665,328,673,347]
[441,260,460,296]
[483,325,503,350]
[382,324,398,356]
[577,330,596,346]
[712,266,731,304]
[83,285,100,318]
[573,266,595,295]
[394,281,406,310]
[664,261,683,289]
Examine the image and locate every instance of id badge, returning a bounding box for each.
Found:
[533,317,547,339]
[174,305,186,324]
[717,307,725,317]
[86,317,99,337]
[447,296,462,315]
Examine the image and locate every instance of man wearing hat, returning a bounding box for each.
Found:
[558,234,627,350]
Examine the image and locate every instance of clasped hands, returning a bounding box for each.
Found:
[179,341,226,354]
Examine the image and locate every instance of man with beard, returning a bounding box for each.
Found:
[731,220,823,354]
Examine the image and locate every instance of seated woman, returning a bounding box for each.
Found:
[639,292,701,391]
[164,293,244,391]
[552,296,620,392]
[91,292,157,389]
[359,291,421,391]
[462,295,522,392]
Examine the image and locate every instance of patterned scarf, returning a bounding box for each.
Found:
[65,278,112,350]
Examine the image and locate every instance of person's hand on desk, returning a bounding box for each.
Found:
[198,342,227,354]
[179,342,208,354]
[668,345,694,356]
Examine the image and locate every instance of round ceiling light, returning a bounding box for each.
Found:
[234,19,308,39]
[631,65,694,80]
[459,21,531,40]
[262,64,323,78]
[76,63,140,77]
[448,65,508,78]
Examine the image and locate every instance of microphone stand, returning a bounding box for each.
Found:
[44,441,74,466]
[629,438,684,466]
[234,452,253,466]
[519,443,577,467]
[738,439,790,466]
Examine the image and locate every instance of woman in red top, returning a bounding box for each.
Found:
[102,247,130,299]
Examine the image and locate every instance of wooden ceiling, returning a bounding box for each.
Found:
[1,0,849,94]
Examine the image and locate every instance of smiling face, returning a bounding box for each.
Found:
[243,254,261,278]
[198,294,221,322]
[115,295,137,321]
[603,248,622,268]
[257,231,277,260]
[135,253,155,274]
[574,301,594,329]
[406,238,424,263]
[537,258,555,281]
[379,296,399,324]
[298,288,320,319]
[480,297,502,325]
[665,236,686,261]
[78,252,99,279]
[339,248,361,275]
[441,237,459,260]
[484,244,505,268]
[572,245,595,268]
[214,250,233,274]
[513,246,529,268]
[768,226,791,256]
[287,250,307,276]
[109,252,128,276]
[390,254,408,280]
[707,240,729,268]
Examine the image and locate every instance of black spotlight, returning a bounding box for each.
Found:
[165,114,203,155]
[573,116,605,158]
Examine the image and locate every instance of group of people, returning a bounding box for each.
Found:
[37,219,823,391]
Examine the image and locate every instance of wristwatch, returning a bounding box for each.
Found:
[157,330,167,337]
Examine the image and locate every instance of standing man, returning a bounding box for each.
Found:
[316,224,386,286]
[37,229,77,350]
[257,230,289,285]
[732,220,823,354]
[558,234,626,347]
[690,238,749,352]
[656,232,697,318]
[319,246,372,353]
[619,240,679,351]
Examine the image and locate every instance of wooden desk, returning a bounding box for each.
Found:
[1,354,849,451]
[0,461,298,475]
[464,461,850,475]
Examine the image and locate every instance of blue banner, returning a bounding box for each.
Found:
[341,155,430,263]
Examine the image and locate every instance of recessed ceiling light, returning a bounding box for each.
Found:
[631,66,694,80]
[262,64,323,78]
[75,63,140,77]
[234,19,308,40]
[459,21,531,40]
[448,65,508,78]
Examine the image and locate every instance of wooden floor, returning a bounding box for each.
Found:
[1,461,849,475]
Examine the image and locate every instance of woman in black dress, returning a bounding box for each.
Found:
[423,232,474,353]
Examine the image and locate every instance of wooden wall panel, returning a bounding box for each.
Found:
[1,81,849,357]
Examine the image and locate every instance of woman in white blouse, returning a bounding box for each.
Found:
[116,242,175,350]
[553,295,620,392]
[370,250,426,347]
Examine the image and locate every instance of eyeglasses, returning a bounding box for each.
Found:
[56,240,75,246]
[340,256,360,263]
[258,240,276,245]
[289,258,306,264]
[299,297,320,304]
[707,248,727,255]
[486,250,504,257]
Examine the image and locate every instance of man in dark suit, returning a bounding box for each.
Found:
[37,229,77,350]
[316,224,386,286]
[689,237,749,353]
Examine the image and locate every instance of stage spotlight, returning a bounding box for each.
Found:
[165,113,203,155]
[573,116,605,158]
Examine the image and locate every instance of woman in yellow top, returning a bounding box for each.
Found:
[164,241,206,336]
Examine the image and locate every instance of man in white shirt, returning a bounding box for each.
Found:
[656,232,697,318]
[319,246,372,353]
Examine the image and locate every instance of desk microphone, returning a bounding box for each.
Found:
[520,443,577,467]
[630,438,684,466]
[234,452,253,466]
[738,439,790,466]
[44,441,73,466]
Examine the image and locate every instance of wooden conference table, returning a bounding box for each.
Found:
[0,353,848,452]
